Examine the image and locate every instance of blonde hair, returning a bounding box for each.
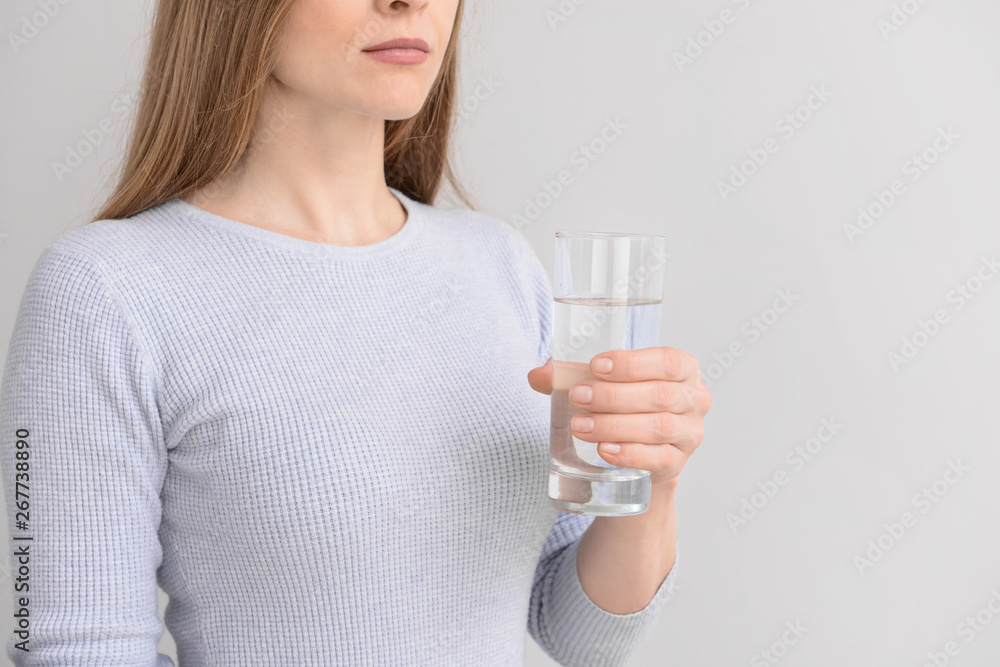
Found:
[93,0,472,222]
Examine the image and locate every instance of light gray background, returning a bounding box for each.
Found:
[2,1,999,666]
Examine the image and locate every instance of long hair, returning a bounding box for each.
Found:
[93,0,473,222]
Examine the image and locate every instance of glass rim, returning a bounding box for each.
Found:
[555,231,667,241]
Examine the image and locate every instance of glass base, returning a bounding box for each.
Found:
[548,466,651,516]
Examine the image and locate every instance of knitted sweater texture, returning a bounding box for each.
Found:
[0,188,676,666]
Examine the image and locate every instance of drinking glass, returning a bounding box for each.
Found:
[548,231,668,516]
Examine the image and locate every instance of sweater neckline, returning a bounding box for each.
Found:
[161,186,426,260]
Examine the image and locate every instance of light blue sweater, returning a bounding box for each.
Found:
[0,187,676,666]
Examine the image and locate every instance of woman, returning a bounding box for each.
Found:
[0,0,711,664]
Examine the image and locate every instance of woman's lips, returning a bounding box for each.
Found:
[362,48,428,65]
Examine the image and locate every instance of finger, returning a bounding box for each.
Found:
[590,346,700,383]
[596,441,684,472]
[570,410,702,447]
[527,356,553,395]
[568,379,696,414]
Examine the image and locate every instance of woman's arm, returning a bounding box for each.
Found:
[577,478,678,614]
[527,506,680,666]
[0,244,172,666]
[515,226,704,664]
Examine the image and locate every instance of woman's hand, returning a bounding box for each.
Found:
[527,346,712,488]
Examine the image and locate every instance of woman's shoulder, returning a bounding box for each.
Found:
[420,201,544,272]
[14,201,199,326]
[418,203,551,327]
[43,199,187,270]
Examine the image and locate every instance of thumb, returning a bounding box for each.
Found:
[527,356,553,395]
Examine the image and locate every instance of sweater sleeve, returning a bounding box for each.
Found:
[513,229,679,665]
[500,224,553,369]
[527,511,679,666]
[0,244,173,666]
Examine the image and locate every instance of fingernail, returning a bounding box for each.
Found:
[571,415,593,433]
[592,357,613,374]
[570,384,592,404]
[600,442,620,454]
